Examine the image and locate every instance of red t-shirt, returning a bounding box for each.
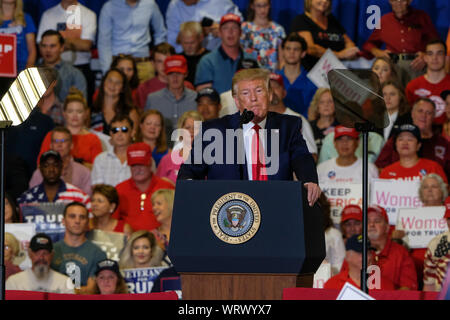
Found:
[373,238,418,290]
[38,131,103,165]
[379,158,448,183]
[324,269,395,291]
[405,75,450,124]
[135,77,194,109]
[113,176,175,231]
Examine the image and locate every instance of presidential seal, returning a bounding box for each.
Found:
[210,192,261,244]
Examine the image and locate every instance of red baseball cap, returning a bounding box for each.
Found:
[341,204,362,223]
[368,205,389,223]
[269,73,284,88]
[127,143,152,166]
[334,125,359,140]
[444,197,450,219]
[219,13,241,27]
[164,55,187,75]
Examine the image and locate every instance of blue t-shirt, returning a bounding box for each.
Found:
[276,67,317,118]
[195,46,251,94]
[0,14,36,72]
[51,240,107,287]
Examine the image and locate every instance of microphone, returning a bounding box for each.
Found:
[240,109,254,127]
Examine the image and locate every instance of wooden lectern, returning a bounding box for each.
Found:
[169,180,325,300]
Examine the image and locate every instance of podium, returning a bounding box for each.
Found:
[168,180,325,300]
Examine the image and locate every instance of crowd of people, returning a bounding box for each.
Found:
[2,0,450,297]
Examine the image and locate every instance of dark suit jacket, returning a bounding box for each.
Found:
[177,112,318,183]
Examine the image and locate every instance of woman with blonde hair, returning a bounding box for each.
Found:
[136,110,169,167]
[0,0,36,72]
[119,230,165,269]
[151,188,175,250]
[38,87,103,169]
[156,110,203,183]
[4,232,21,279]
[371,57,400,86]
[308,88,339,153]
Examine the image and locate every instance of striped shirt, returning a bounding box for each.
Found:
[424,231,450,290]
[17,180,90,209]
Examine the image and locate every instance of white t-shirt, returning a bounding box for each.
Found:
[324,227,346,276]
[6,268,74,294]
[283,108,318,154]
[317,157,379,186]
[37,3,97,65]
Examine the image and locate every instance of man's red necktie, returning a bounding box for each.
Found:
[251,124,267,181]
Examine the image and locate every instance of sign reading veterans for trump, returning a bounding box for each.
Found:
[123,267,169,294]
[321,182,362,226]
[307,49,346,89]
[370,179,422,225]
[0,33,16,77]
[20,203,66,243]
[396,207,447,249]
[86,229,127,261]
[210,192,261,244]
[5,223,36,270]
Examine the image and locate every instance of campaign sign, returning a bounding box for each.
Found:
[123,267,169,294]
[5,223,36,270]
[0,33,17,77]
[86,229,127,261]
[370,179,422,225]
[396,206,447,249]
[20,203,66,243]
[307,49,346,89]
[321,182,362,226]
[313,261,331,289]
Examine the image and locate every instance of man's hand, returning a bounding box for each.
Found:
[304,182,321,207]
[410,52,425,71]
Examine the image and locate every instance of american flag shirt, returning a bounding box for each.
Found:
[17,179,90,209]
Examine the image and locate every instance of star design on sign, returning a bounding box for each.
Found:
[434,235,450,258]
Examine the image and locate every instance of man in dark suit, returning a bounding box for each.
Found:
[178,68,321,206]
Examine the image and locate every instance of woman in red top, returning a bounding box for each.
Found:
[89,184,132,236]
[38,88,103,169]
[379,124,447,183]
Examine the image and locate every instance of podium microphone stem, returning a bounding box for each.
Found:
[361,131,369,294]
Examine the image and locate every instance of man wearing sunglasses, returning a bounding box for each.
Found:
[113,142,175,232]
[91,114,134,187]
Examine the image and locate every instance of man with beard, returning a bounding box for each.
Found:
[6,233,73,293]
[367,205,418,290]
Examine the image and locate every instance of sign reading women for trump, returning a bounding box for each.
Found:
[321,182,362,226]
[123,267,169,294]
[396,207,447,249]
[20,203,66,243]
[370,179,423,225]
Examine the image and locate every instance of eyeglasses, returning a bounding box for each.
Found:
[111,126,129,134]
[140,193,146,211]
[51,138,69,144]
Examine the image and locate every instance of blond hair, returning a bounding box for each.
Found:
[64,87,88,111]
[308,88,333,121]
[0,0,26,26]
[151,189,175,214]
[419,173,448,204]
[119,230,159,269]
[176,21,203,43]
[231,68,271,97]
[177,110,203,129]
[5,232,20,259]
[304,0,332,16]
